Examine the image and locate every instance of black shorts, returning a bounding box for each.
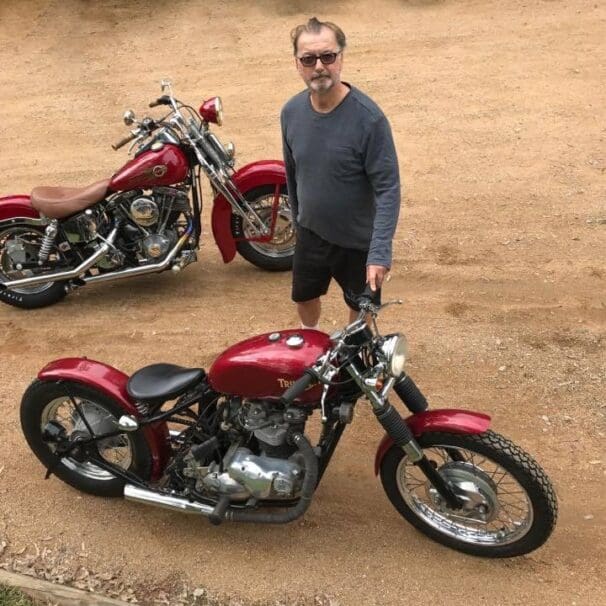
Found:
[291,226,371,310]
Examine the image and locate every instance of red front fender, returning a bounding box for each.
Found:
[211,160,286,263]
[38,358,171,480]
[374,409,491,475]
[0,195,39,221]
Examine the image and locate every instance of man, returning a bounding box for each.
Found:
[281,17,401,329]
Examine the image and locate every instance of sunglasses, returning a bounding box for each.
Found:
[297,50,342,68]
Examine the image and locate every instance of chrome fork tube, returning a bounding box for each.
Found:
[345,363,424,462]
[345,363,463,509]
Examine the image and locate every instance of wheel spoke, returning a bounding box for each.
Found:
[41,395,133,481]
[394,439,534,547]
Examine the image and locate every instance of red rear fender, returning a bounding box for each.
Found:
[0,195,40,221]
[374,409,491,475]
[38,358,170,479]
[212,160,286,263]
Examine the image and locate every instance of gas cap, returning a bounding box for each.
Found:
[285,334,304,349]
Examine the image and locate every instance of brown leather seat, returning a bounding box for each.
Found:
[30,179,111,219]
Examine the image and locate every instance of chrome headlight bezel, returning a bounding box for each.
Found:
[379,334,408,377]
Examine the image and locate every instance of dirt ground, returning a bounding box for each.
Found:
[0,0,604,604]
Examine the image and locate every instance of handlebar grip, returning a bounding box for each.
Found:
[360,282,381,306]
[345,283,382,311]
[149,95,171,108]
[281,371,316,405]
[112,133,136,151]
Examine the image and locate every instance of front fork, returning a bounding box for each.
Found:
[346,366,463,509]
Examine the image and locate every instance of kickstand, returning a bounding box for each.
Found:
[44,456,62,480]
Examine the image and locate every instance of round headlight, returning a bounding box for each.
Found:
[381,334,408,377]
[199,96,224,126]
[214,97,223,126]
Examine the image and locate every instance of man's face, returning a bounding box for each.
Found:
[295,28,343,94]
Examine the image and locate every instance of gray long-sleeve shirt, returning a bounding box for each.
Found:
[280,84,401,267]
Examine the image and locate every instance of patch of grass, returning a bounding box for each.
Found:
[0,584,36,606]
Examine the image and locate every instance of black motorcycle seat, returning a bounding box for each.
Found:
[127,363,204,403]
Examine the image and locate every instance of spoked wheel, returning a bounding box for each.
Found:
[233,185,295,271]
[21,380,152,497]
[380,431,557,557]
[0,224,66,309]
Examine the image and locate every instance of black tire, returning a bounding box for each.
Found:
[379,430,558,557]
[232,185,295,271]
[21,380,153,497]
[0,223,67,309]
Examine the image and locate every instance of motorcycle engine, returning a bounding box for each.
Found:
[183,399,306,502]
[116,187,190,262]
[130,196,159,226]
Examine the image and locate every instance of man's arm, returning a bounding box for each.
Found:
[364,114,401,287]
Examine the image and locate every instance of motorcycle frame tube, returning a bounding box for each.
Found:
[316,418,348,484]
[0,195,40,221]
[37,358,171,480]
[373,409,491,475]
[211,160,286,263]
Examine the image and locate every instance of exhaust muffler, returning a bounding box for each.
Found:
[124,484,215,516]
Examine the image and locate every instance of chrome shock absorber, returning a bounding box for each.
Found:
[38,220,59,265]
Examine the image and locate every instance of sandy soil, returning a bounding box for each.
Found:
[0,0,604,604]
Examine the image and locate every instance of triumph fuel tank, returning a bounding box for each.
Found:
[109,144,189,191]
[208,329,330,404]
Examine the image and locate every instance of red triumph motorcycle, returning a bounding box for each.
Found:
[0,80,293,309]
[20,289,557,557]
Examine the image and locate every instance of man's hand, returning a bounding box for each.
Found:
[366,264,389,291]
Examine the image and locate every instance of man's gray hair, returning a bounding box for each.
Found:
[290,17,347,55]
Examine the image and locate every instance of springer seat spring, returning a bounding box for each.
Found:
[134,401,150,416]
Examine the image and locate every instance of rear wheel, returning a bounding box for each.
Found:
[232,185,295,271]
[380,430,557,557]
[0,224,66,309]
[21,380,152,497]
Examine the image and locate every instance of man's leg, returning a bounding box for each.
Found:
[332,245,369,324]
[292,227,331,329]
[297,298,322,329]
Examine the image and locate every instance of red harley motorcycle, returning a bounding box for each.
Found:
[20,289,557,557]
[0,80,293,309]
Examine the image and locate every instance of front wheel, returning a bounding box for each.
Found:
[21,380,153,497]
[380,430,557,557]
[232,185,295,271]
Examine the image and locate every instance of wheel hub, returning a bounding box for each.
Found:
[427,461,500,522]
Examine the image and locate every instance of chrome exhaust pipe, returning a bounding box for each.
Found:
[124,484,215,516]
[83,228,192,285]
[0,226,118,289]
